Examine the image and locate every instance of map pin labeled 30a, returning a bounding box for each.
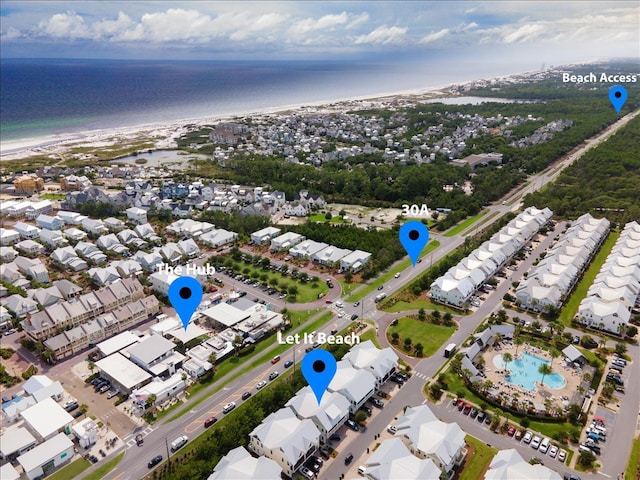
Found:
[168,276,202,331]
[399,220,430,267]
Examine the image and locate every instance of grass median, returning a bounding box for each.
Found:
[47,458,91,480]
[83,452,124,480]
[346,240,440,302]
[444,210,488,237]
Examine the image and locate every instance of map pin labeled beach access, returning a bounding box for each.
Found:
[609,85,627,115]
[168,276,202,331]
[301,349,337,405]
[399,220,430,267]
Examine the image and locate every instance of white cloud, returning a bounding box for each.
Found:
[289,12,349,37]
[419,28,450,44]
[354,25,407,45]
[503,24,544,43]
[347,12,369,29]
[37,11,90,39]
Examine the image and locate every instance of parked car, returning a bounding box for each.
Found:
[387,425,397,434]
[98,384,110,393]
[515,429,524,441]
[300,466,315,479]
[329,434,341,441]
[147,455,163,468]
[507,425,516,436]
[359,405,372,415]
[484,414,492,425]
[539,438,550,454]
[549,445,558,458]
[462,403,472,415]
[470,408,478,419]
[369,398,384,408]
[106,390,119,399]
[345,419,359,431]
[558,449,566,462]
[476,411,486,423]
[531,435,542,449]
[523,431,533,444]
[72,411,83,418]
[457,400,465,411]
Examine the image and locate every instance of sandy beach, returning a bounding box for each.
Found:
[0,84,453,163]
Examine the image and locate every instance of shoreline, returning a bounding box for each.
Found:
[0,83,454,161]
[0,65,543,163]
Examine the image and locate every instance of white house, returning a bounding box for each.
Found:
[248,407,320,478]
[15,240,45,256]
[311,246,352,266]
[251,226,281,245]
[0,228,20,246]
[81,218,108,235]
[289,240,329,259]
[285,386,350,443]
[0,246,18,262]
[198,228,238,247]
[13,222,41,240]
[394,405,466,474]
[177,238,200,258]
[4,294,39,318]
[71,418,98,449]
[17,433,74,480]
[39,229,68,248]
[270,232,305,251]
[25,200,53,220]
[104,217,125,232]
[20,397,74,442]
[208,446,282,480]
[430,276,475,308]
[131,370,187,407]
[327,361,376,414]
[342,340,398,387]
[63,227,88,243]
[485,449,562,480]
[36,214,63,231]
[126,207,148,225]
[339,249,372,273]
[362,438,442,480]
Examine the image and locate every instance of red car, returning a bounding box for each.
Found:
[457,400,465,411]
[507,425,516,436]
[463,403,472,415]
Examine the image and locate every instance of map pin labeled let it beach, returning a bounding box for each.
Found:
[301,349,337,405]
[168,276,202,331]
[609,85,627,115]
[399,220,430,267]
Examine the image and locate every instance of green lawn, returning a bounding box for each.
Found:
[346,240,440,302]
[359,328,382,348]
[387,317,456,357]
[338,278,360,296]
[83,452,124,480]
[308,213,345,223]
[47,458,91,480]
[167,310,332,422]
[40,193,66,200]
[228,258,329,303]
[444,210,488,237]
[460,435,497,480]
[625,437,640,480]
[382,298,461,315]
[558,230,620,326]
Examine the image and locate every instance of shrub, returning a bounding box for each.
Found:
[429,383,443,400]
[21,365,38,380]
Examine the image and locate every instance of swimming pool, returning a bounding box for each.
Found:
[493,352,566,390]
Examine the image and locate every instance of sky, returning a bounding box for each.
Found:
[1,1,639,64]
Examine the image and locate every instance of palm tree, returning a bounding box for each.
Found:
[493,333,503,347]
[88,361,95,374]
[514,337,525,357]
[483,380,494,394]
[539,363,553,387]
[549,349,559,366]
[502,352,513,371]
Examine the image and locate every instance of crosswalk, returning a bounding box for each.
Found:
[412,371,429,381]
[124,425,155,449]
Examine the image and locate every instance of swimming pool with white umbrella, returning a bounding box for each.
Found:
[493,352,566,390]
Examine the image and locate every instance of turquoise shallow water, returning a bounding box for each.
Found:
[493,352,566,390]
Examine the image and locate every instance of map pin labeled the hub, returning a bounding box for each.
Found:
[168,276,202,331]
[399,220,430,267]
[301,349,337,405]
[609,85,627,115]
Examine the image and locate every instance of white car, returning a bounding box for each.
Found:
[337,312,344,318]
[558,450,566,463]
[387,425,397,434]
[394,273,400,278]
[523,431,533,444]
[549,445,558,458]
[531,436,541,449]
[256,380,267,390]
[222,402,236,413]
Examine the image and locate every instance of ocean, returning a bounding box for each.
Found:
[0,58,521,145]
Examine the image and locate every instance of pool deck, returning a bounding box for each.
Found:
[481,341,584,414]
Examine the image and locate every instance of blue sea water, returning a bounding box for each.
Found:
[0,58,515,144]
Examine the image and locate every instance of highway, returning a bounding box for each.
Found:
[77,107,639,480]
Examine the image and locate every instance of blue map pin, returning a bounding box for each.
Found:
[609,85,627,115]
[301,349,337,405]
[168,276,202,331]
[399,220,430,267]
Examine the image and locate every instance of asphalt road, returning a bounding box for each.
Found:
[67,107,640,479]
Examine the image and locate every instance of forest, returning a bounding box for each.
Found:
[524,115,640,224]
